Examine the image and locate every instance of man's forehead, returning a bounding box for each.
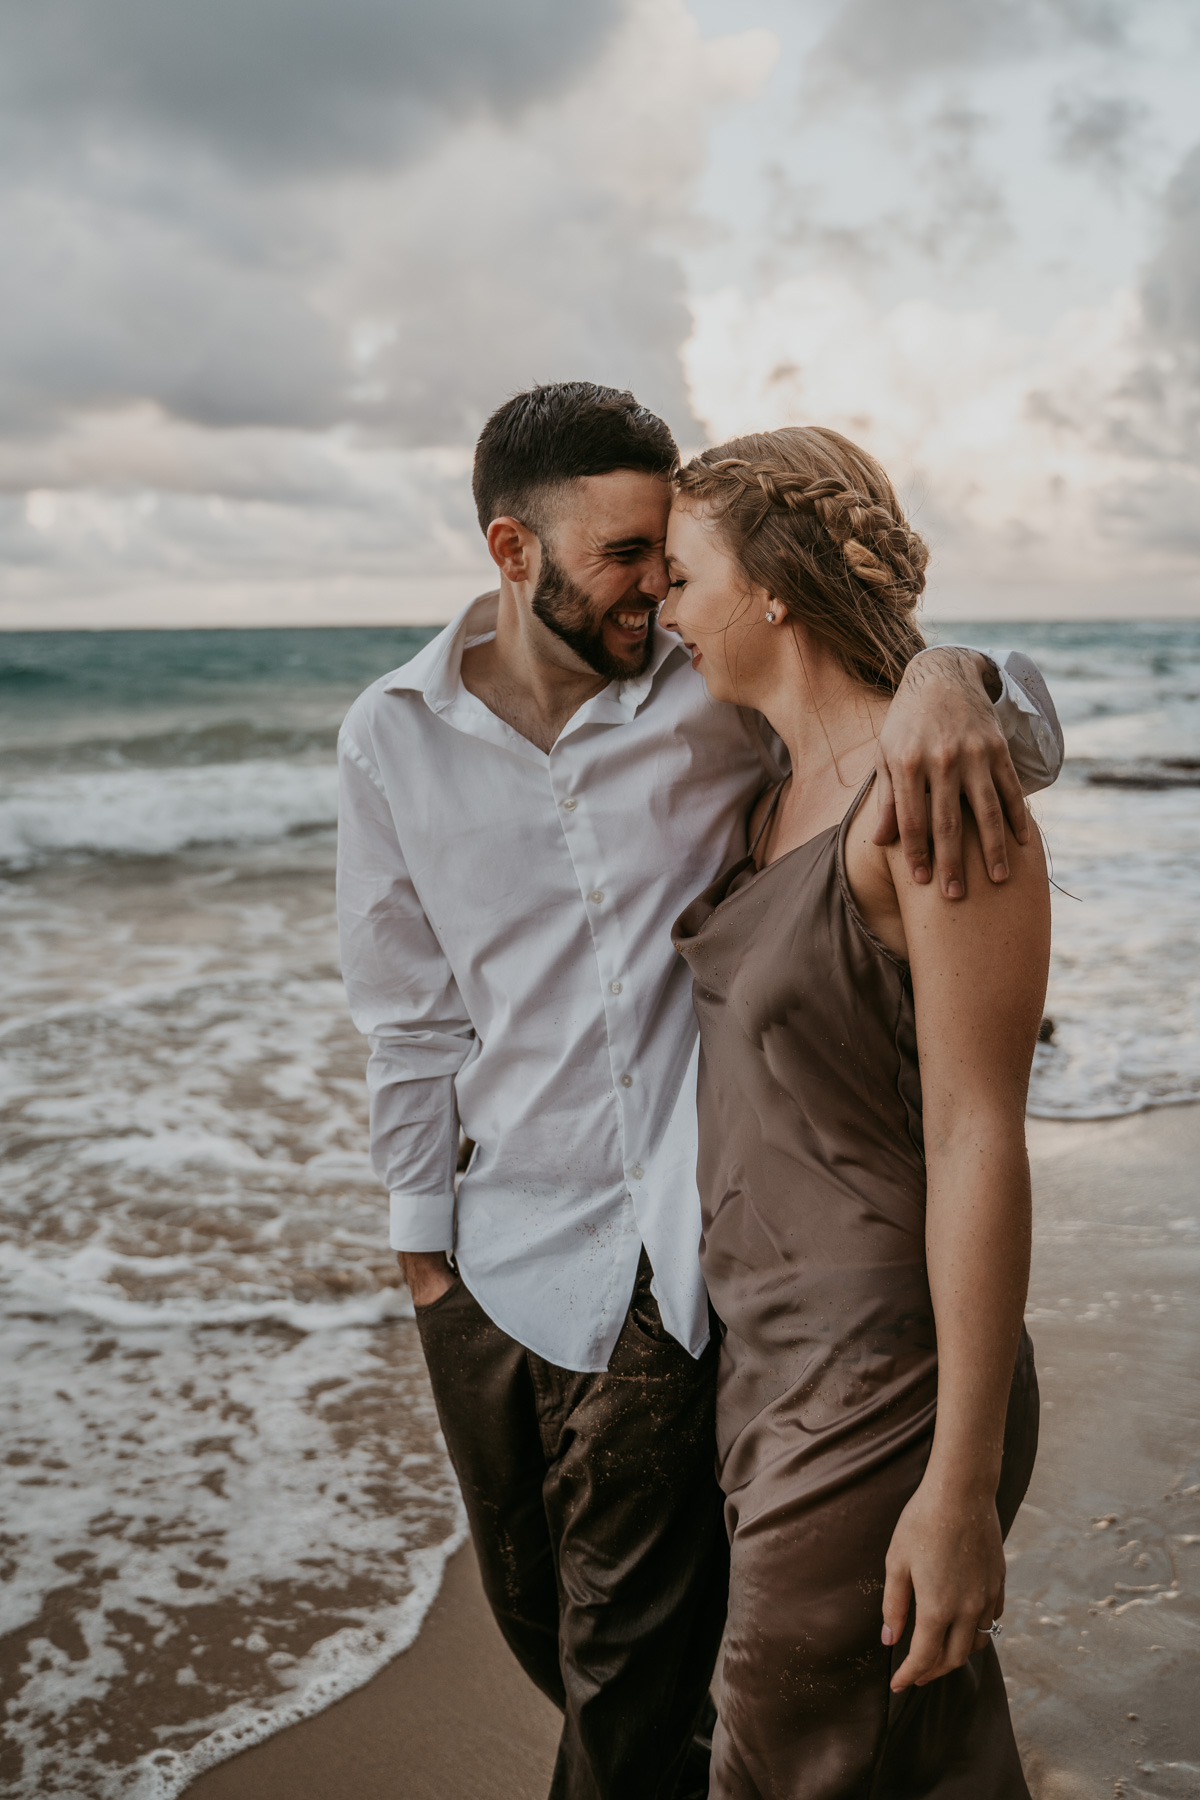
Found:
[560,469,670,543]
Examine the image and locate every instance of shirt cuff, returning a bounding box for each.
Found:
[389,1189,456,1253]
[992,661,1039,733]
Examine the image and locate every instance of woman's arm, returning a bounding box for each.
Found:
[880,809,1050,1692]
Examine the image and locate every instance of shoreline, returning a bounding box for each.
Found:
[183,1540,560,1800]
[183,1102,1200,1799]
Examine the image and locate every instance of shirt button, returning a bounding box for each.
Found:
[630,1165,644,1181]
[590,890,604,904]
[609,980,622,994]
[620,1074,633,1088]
[562,798,577,811]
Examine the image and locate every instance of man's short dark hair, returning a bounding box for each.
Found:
[472,382,678,536]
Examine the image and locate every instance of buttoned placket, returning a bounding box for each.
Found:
[420,625,680,1275]
[549,685,649,1205]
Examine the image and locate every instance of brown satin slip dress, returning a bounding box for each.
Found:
[673,775,1039,1800]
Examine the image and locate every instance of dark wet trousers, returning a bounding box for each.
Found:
[413,1252,728,1800]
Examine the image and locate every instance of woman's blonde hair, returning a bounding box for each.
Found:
[673,425,928,693]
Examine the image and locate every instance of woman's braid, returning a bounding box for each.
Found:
[686,457,928,608]
[674,427,928,693]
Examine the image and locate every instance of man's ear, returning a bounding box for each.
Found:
[487,516,539,584]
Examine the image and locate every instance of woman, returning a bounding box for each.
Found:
[660,427,1049,1799]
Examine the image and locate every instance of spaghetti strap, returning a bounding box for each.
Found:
[749,779,788,863]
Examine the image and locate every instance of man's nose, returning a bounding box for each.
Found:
[637,552,670,603]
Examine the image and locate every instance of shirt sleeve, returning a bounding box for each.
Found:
[336,711,476,1253]
[915,644,1065,794]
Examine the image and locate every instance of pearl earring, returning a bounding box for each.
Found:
[765,609,776,623]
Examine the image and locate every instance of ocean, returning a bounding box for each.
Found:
[2,618,1198,1797]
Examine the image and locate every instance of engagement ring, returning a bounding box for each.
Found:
[974,1620,1003,1641]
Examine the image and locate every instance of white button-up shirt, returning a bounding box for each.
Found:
[337,593,1062,1373]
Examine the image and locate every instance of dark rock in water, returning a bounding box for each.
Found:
[1086,760,1200,789]
[1038,1017,1056,1044]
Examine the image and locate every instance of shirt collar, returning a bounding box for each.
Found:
[384,592,688,724]
[383,590,499,714]
[621,620,686,710]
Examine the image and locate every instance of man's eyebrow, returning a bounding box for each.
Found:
[598,533,666,552]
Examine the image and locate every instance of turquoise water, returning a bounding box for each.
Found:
[2,615,1198,1112]
[0,626,439,710]
[1,618,1198,1117]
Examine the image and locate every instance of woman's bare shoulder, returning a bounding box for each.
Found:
[883,806,1049,918]
[843,786,908,958]
[887,809,1051,1118]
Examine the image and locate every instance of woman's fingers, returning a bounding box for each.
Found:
[880,1559,912,1648]
[892,1587,1004,1692]
[938,1611,985,1680]
[889,1610,949,1692]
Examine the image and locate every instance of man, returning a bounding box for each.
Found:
[336,383,1062,1800]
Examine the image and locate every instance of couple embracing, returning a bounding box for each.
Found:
[337,382,1061,1799]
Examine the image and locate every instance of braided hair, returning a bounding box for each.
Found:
[673,426,927,693]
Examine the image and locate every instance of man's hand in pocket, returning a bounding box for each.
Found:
[399,1251,457,1307]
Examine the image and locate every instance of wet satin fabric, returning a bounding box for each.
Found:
[673,781,1038,1799]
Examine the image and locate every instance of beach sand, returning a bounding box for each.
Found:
[184,1542,560,1800]
[186,1104,1200,1800]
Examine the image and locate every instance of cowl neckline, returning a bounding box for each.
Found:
[673,770,875,952]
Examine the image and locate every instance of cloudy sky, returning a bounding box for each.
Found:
[2,0,1198,627]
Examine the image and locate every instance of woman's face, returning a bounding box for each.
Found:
[660,498,772,705]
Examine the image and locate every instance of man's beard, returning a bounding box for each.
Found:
[532,548,656,682]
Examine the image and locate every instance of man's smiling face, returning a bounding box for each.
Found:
[530,469,671,681]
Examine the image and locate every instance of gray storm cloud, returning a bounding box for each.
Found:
[0,0,620,169]
[1145,142,1200,354]
[0,0,701,450]
[0,187,346,434]
[1116,137,1200,546]
[1050,90,1151,180]
[0,0,754,621]
[809,0,1127,88]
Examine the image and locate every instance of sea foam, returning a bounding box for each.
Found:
[0,1304,465,1800]
[0,759,337,868]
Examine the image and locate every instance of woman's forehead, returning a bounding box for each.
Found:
[666,496,722,551]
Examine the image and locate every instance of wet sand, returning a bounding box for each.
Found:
[184,1541,560,1800]
[1003,1103,1199,1799]
[186,1104,1200,1800]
